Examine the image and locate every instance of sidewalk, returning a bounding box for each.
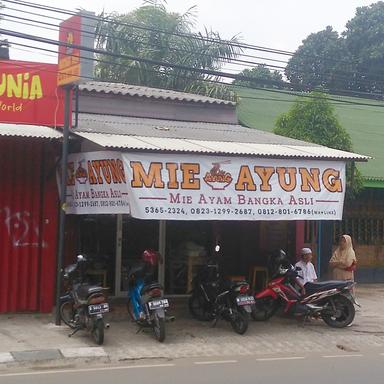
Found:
[1,285,384,368]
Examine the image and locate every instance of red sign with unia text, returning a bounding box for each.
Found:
[0,60,65,126]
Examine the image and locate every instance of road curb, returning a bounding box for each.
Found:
[0,347,108,365]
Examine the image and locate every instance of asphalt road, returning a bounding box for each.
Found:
[2,352,384,384]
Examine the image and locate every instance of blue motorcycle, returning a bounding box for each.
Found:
[127,273,169,342]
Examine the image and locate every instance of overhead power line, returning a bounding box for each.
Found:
[2,0,360,65]
[3,24,384,100]
[4,0,384,89]
[3,4,292,65]
[6,39,384,110]
[3,9,384,90]
[0,27,287,87]
[0,12,288,73]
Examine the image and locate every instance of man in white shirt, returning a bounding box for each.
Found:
[295,248,318,285]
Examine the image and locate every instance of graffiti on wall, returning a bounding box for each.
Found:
[0,207,47,248]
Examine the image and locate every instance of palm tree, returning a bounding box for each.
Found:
[95,0,242,100]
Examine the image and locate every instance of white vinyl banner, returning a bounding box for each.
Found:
[65,151,346,220]
[65,151,130,214]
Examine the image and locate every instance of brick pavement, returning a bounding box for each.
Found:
[0,284,383,367]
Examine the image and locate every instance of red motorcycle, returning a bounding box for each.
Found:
[251,255,358,328]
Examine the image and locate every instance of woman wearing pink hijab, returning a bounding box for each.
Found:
[329,235,357,281]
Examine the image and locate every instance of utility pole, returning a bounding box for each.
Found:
[55,85,72,325]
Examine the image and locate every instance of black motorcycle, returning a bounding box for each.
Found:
[188,246,254,335]
[60,255,109,345]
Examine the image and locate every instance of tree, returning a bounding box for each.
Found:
[274,92,363,197]
[285,26,352,91]
[95,0,241,100]
[343,1,384,93]
[286,2,384,94]
[232,64,283,89]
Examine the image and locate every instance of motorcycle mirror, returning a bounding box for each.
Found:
[215,245,220,253]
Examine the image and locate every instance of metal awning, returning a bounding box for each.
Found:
[74,131,368,161]
[0,123,62,139]
[72,114,369,161]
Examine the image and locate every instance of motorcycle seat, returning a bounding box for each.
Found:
[141,282,162,294]
[229,280,248,289]
[304,280,352,295]
[76,284,103,300]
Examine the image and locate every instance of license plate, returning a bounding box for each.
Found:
[88,303,109,315]
[236,295,255,306]
[148,299,169,310]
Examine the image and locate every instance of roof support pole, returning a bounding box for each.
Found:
[158,220,166,288]
[55,86,72,325]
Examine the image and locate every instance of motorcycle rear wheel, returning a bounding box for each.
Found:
[153,315,166,342]
[230,310,248,335]
[60,300,77,329]
[92,318,105,345]
[321,295,355,328]
[188,294,214,321]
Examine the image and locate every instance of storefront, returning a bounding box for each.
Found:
[63,137,367,297]
[0,124,62,312]
[0,59,65,313]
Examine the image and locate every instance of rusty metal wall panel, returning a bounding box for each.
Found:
[0,137,58,312]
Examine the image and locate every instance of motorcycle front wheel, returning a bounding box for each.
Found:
[230,310,248,335]
[321,295,355,328]
[60,300,77,329]
[153,314,165,342]
[188,294,214,321]
[251,297,279,321]
[126,298,136,321]
[92,318,105,345]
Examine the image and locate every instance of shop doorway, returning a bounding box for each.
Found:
[76,215,117,291]
[116,216,159,296]
[165,221,212,295]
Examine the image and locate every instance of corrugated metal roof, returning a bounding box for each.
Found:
[74,131,368,161]
[79,81,235,106]
[0,123,62,139]
[75,114,318,147]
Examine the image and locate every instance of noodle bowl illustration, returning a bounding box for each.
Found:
[203,161,233,190]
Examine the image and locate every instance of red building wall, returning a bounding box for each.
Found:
[0,137,59,312]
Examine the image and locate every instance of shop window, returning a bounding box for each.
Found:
[165,221,212,295]
[77,215,116,290]
[334,218,384,245]
[304,221,317,244]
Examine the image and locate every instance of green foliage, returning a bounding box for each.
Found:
[95,0,241,100]
[285,27,352,90]
[274,92,363,197]
[233,64,283,88]
[343,1,384,93]
[286,2,384,94]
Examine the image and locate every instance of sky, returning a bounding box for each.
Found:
[0,0,376,71]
